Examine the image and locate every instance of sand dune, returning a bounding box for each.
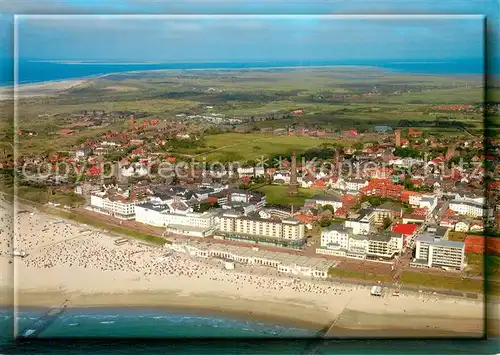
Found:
[0,79,87,100]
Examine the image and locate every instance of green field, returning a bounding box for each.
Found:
[179,133,341,162]
[400,271,484,293]
[3,67,486,157]
[328,267,393,283]
[255,184,325,206]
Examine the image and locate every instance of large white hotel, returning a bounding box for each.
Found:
[317,223,403,260]
[89,190,147,220]
[135,202,221,238]
[449,198,487,218]
[217,211,306,248]
[411,234,465,270]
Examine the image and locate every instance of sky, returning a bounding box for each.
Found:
[0,0,498,64]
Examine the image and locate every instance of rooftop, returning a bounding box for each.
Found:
[417,234,464,248]
[172,240,336,271]
[309,194,342,202]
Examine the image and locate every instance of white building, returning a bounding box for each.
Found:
[170,240,336,278]
[346,234,369,259]
[307,195,343,212]
[367,232,403,259]
[454,221,470,232]
[449,199,485,218]
[89,191,144,220]
[411,235,465,270]
[75,147,92,158]
[318,220,404,260]
[419,195,438,212]
[237,166,255,178]
[273,171,291,183]
[318,224,349,256]
[218,211,306,246]
[121,163,149,178]
[135,202,221,237]
[134,203,167,226]
[344,211,375,235]
[345,178,369,191]
[255,166,265,177]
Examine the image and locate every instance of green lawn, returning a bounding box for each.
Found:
[185,133,340,162]
[328,267,393,283]
[400,271,484,293]
[255,184,325,206]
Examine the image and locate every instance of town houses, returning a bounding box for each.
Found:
[10,116,497,278]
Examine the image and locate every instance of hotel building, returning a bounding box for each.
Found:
[89,189,147,220]
[411,234,465,270]
[449,199,486,218]
[217,211,306,248]
[135,202,221,237]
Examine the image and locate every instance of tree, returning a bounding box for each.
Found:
[352,142,363,150]
[321,204,335,213]
[194,202,212,213]
[319,219,332,228]
[403,179,414,190]
[382,217,392,230]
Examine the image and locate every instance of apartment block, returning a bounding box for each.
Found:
[411,234,465,270]
[218,211,306,247]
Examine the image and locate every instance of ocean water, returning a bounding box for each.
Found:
[0,58,484,87]
[0,308,497,354]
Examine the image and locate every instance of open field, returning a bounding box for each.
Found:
[2,67,485,157]
[179,133,341,162]
[254,184,325,206]
[401,271,485,293]
[328,267,393,283]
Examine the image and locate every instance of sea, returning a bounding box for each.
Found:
[0,307,498,354]
[0,58,485,86]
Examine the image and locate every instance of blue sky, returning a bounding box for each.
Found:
[0,0,498,63]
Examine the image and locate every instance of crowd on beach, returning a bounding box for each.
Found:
[0,205,357,298]
[0,203,481,309]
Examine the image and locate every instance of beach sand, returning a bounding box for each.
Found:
[0,79,87,100]
[0,200,491,337]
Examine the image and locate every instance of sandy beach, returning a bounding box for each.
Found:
[0,79,87,100]
[0,199,491,337]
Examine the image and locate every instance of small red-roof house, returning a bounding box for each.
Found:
[311,179,326,189]
[57,129,75,135]
[409,128,423,137]
[88,165,102,176]
[392,223,418,246]
[334,207,349,218]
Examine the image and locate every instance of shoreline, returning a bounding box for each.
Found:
[0,201,491,338]
[0,78,94,100]
[0,62,482,90]
[0,289,486,337]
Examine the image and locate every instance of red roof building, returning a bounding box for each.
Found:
[88,165,102,176]
[392,223,418,235]
[392,223,418,246]
[408,128,423,137]
[360,179,404,199]
[57,129,75,135]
